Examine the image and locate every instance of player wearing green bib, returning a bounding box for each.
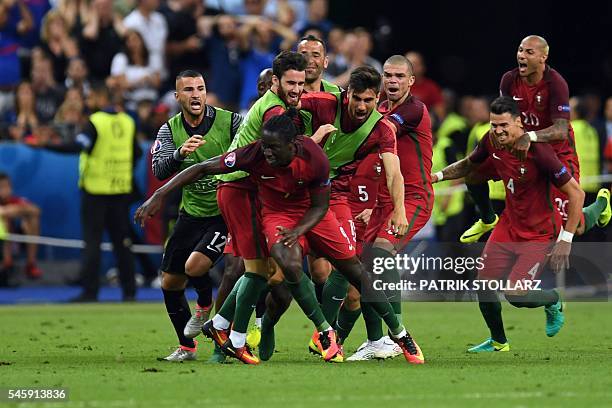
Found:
[148,70,242,361]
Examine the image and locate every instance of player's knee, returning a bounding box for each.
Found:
[185,252,212,277]
[161,272,187,291]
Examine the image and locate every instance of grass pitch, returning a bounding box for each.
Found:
[1,301,611,407]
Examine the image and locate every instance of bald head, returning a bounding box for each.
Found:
[384,55,414,76]
[521,35,549,56]
[257,68,273,97]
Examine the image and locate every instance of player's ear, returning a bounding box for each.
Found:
[323,55,329,69]
[514,114,523,128]
[408,75,416,87]
[272,75,280,88]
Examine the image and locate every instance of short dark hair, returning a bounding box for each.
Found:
[262,108,300,143]
[176,70,203,81]
[298,34,326,54]
[348,66,381,94]
[490,96,520,118]
[384,55,414,76]
[272,51,307,80]
[0,172,9,182]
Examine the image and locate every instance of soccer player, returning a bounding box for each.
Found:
[149,70,241,361]
[433,96,585,351]
[340,55,435,360]
[462,35,610,243]
[136,110,423,365]
[293,66,415,360]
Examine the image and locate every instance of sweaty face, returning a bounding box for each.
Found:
[276,70,305,107]
[297,40,327,84]
[347,88,378,124]
[261,130,294,167]
[490,112,523,146]
[517,38,547,77]
[383,63,414,103]
[175,76,206,118]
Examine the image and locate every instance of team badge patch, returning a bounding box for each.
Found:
[554,166,568,179]
[151,140,162,154]
[557,105,570,112]
[390,113,404,125]
[224,151,236,167]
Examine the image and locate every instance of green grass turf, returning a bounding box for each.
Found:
[1,301,611,407]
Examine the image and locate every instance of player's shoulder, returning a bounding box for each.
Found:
[499,69,519,93]
[543,66,568,85]
[300,135,326,157]
[302,91,337,102]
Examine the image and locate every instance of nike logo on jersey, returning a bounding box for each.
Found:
[492,153,501,160]
[512,96,524,101]
[331,296,344,301]
[260,175,276,179]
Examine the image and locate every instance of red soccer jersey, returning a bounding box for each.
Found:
[500,66,578,176]
[377,95,434,212]
[347,152,382,215]
[300,91,396,201]
[410,77,444,111]
[469,134,571,241]
[219,136,330,214]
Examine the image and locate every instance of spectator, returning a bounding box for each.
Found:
[30,54,64,123]
[293,0,332,38]
[0,172,42,279]
[237,15,297,110]
[327,28,381,89]
[19,0,51,51]
[5,81,39,142]
[0,0,33,96]
[57,0,90,33]
[40,10,79,83]
[52,87,85,141]
[80,0,126,81]
[64,56,91,96]
[108,29,161,111]
[205,14,242,110]
[123,0,167,79]
[162,0,208,87]
[405,51,445,125]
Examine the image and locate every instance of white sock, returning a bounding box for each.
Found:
[212,314,230,330]
[255,317,262,328]
[393,327,407,339]
[229,330,246,348]
[370,337,384,347]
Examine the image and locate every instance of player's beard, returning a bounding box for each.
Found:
[278,85,301,107]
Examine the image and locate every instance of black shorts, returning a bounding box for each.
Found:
[161,210,228,275]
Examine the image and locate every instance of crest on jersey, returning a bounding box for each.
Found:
[519,164,527,179]
[151,140,162,154]
[535,92,545,111]
[374,163,382,176]
[224,151,236,167]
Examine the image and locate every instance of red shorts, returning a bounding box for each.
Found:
[330,200,357,249]
[217,183,268,260]
[479,219,551,283]
[364,200,430,251]
[262,210,355,260]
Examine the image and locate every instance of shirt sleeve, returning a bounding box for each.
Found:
[499,71,513,96]
[468,134,491,164]
[548,71,571,121]
[300,92,337,126]
[308,147,331,193]
[151,123,182,180]
[375,119,397,155]
[218,141,262,174]
[262,105,286,123]
[532,144,571,188]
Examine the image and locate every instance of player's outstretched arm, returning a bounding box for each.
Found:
[548,178,585,274]
[134,155,227,226]
[381,152,408,236]
[432,157,476,183]
[513,118,569,160]
[276,187,330,247]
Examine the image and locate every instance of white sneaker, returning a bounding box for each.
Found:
[346,340,378,361]
[346,336,403,361]
[184,308,211,338]
[372,336,403,359]
[160,341,197,362]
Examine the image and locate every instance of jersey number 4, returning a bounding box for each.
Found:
[506,178,515,194]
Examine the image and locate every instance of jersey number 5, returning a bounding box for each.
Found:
[358,185,368,202]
